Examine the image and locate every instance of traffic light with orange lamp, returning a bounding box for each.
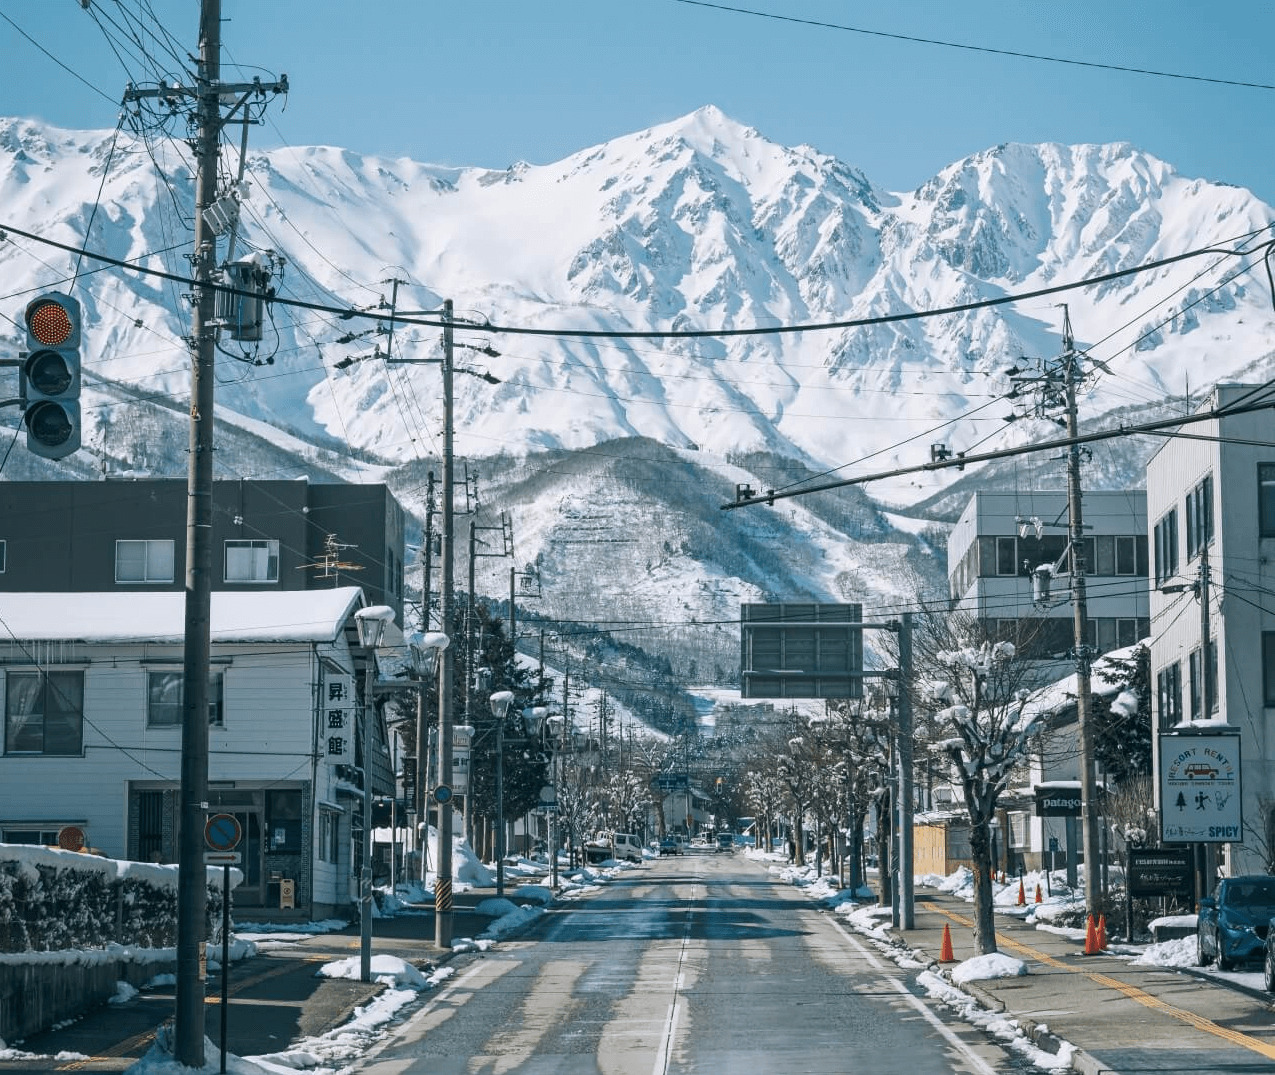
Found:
[21,292,81,459]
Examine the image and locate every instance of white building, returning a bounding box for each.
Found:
[948,490,1149,679]
[1147,384,1275,876]
[0,587,394,918]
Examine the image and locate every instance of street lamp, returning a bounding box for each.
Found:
[354,604,395,984]
[489,690,515,897]
[408,632,449,884]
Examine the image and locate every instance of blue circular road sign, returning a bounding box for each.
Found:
[205,813,242,852]
[432,785,453,804]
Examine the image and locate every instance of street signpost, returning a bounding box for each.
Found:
[1034,783,1082,890]
[1159,733,1242,843]
[203,813,241,1074]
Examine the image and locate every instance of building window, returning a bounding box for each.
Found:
[4,670,84,755]
[1259,464,1275,538]
[319,809,342,864]
[147,671,224,727]
[116,539,175,583]
[0,539,6,573]
[1185,474,1214,560]
[1157,662,1182,730]
[996,537,1018,576]
[1154,510,1178,586]
[1264,633,1275,707]
[1,827,62,845]
[224,539,279,583]
[1188,641,1218,718]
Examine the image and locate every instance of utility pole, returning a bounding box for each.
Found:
[1061,312,1101,918]
[1196,542,1213,901]
[174,5,220,1062]
[897,612,914,930]
[1009,306,1102,917]
[117,4,288,1065]
[416,470,435,882]
[436,301,456,948]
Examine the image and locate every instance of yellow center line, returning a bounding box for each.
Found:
[921,901,1275,1061]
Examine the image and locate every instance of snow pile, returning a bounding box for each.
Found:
[1130,936,1197,968]
[919,971,1075,1071]
[317,954,427,988]
[951,952,1029,984]
[107,979,138,1005]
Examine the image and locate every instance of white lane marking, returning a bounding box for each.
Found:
[651,875,699,1075]
[885,977,999,1075]
[827,919,997,1075]
[360,961,493,1064]
[651,1001,682,1075]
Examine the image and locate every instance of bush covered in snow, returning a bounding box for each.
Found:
[0,844,230,953]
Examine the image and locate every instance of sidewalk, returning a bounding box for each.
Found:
[878,888,1275,1074]
[7,893,500,1071]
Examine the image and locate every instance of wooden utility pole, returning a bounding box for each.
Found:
[173,3,221,1062]
[1061,310,1101,918]
[436,301,456,948]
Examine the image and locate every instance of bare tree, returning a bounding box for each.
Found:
[909,614,1046,954]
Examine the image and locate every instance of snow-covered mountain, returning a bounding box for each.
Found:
[2,107,1272,692]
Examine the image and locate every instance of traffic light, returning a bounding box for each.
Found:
[21,291,81,459]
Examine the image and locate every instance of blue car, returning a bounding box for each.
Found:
[1197,875,1275,971]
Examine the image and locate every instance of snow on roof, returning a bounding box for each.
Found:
[1019,641,1144,724]
[0,587,367,644]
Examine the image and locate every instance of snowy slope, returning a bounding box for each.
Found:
[2,108,1272,681]
[2,108,1271,495]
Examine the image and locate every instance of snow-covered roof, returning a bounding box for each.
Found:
[1019,641,1144,725]
[0,588,366,644]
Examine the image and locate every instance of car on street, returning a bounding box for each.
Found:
[1198,874,1275,970]
[659,836,682,856]
[715,832,734,852]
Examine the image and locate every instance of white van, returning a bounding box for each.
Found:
[613,832,643,862]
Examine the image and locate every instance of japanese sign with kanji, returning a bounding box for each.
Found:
[324,673,356,765]
[1160,732,1242,843]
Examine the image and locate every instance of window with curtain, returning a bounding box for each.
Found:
[115,539,175,583]
[224,539,279,583]
[5,670,84,755]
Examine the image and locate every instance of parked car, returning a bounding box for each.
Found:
[1265,918,1275,992]
[659,836,682,856]
[1198,875,1275,970]
[613,832,643,863]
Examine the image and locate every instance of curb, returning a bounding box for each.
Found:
[887,931,1116,1075]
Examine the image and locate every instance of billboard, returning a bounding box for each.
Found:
[740,602,863,699]
[1159,732,1242,843]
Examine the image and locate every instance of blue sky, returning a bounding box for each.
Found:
[4,1,1275,201]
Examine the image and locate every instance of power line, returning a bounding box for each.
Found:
[672,0,1275,92]
[1,220,1266,342]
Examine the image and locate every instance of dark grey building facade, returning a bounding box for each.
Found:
[0,479,406,620]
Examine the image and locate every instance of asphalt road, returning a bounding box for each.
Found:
[355,852,1030,1075]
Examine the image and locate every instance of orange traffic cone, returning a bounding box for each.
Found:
[1016,878,1026,906]
[1097,915,1108,951]
[940,922,955,963]
[1083,914,1099,956]
[1034,883,1043,904]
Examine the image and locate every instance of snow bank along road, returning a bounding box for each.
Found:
[356,855,1026,1075]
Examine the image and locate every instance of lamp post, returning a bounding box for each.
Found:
[409,632,450,884]
[354,605,395,984]
[489,690,515,897]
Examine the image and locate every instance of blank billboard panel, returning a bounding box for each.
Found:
[740,602,863,699]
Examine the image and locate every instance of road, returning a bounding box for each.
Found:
[356,852,1029,1075]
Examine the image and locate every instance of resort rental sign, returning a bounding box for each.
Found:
[1159,732,1241,843]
